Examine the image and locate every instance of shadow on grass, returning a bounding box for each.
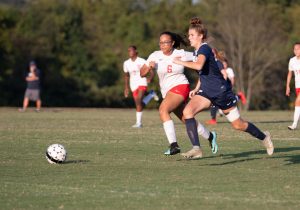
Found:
[63,160,90,164]
[213,120,292,125]
[190,147,300,166]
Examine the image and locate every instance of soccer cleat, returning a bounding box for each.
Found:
[35,109,40,113]
[262,131,274,156]
[206,119,217,125]
[132,123,142,128]
[181,148,203,159]
[18,108,26,112]
[164,145,181,155]
[288,125,296,130]
[210,131,218,154]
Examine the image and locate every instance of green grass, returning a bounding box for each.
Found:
[0,108,300,210]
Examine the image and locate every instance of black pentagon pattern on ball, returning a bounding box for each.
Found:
[46,144,67,164]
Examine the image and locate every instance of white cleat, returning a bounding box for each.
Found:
[262,131,274,156]
[288,125,296,130]
[132,123,142,128]
[151,90,159,101]
[181,148,203,159]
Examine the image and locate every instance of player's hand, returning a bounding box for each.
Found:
[149,61,156,69]
[124,89,129,98]
[189,89,197,98]
[286,87,290,96]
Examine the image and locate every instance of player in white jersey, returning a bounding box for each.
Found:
[286,42,300,130]
[140,31,218,156]
[123,46,157,128]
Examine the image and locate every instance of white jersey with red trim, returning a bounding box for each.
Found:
[289,56,300,88]
[123,57,147,91]
[146,49,193,98]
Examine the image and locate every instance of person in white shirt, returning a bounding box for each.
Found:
[140,31,218,156]
[286,42,300,130]
[123,45,158,128]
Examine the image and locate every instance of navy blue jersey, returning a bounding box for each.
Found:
[195,44,231,97]
[216,60,224,71]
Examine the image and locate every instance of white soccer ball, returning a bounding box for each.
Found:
[46,144,67,164]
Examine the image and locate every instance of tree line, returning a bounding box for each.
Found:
[0,0,299,109]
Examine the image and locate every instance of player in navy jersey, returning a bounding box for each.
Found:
[206,48,227,125]
[173,17,274,159]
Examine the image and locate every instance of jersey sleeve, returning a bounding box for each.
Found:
[181,51,194,61]
[288,58,294,71]
[146,52,157,66]
[197,44,211,59]
[123,61,128,73]
[139,58,146,66]
[216,60,224,70]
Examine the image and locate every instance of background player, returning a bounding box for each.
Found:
[19,61,42,112]
[123,45,158,128]
[286,42,300,130]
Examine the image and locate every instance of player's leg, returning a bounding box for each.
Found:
[19,89,30,112]
[35,90,41,112]
[36,99,42,112]
[288,90,300,130]
[181,95,211,159]
[173,104,218,154]
[222,106,274,156]
[132,87,146,128]
[19,97,29,112]
[159,92,185,155]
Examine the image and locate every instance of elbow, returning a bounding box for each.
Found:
[140,71,147,77]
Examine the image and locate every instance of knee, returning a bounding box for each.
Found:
[159,106,168,118]
[183,107,193,119]
[231,121,247,131]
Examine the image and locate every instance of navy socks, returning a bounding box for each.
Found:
[245,122,266,140]
[185,118,201,147]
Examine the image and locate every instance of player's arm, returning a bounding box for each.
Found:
[124,72,130,98]
[286,70,293,96]
[173,54,206,71]
[147,67,155,84]
[140,61,155,77]
[189,78,201,98]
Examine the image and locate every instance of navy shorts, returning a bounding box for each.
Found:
[197,89,237,110]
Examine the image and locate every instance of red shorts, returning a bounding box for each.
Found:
[132,86,147,98]
[169,84,190,101]
[296,88,300,96]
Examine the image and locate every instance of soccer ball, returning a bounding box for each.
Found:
[45,144,67,164]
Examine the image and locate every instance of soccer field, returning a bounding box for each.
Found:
[0,108,299,210]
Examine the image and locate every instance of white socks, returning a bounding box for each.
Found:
[292,106,300,128]
[136,112,142,125]
[163,120,177,144]
[162,120,209,145]
[197,121,210,139]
